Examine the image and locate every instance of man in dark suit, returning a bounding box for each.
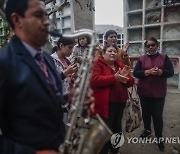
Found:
[0,0,66,153]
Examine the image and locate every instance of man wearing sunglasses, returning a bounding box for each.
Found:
[133,37,174,151]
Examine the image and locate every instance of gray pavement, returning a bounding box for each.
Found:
[0,86,179,154]
[121,85,180,154]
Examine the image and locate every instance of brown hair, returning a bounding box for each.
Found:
[102,44,118,53]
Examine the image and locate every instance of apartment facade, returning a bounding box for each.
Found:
[0,16,8,46]
[123,0,180,87]
[95,25,124,48]
[123,0,180,56]
[46,0,95,46]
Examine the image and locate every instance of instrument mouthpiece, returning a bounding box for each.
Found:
[48,30,62,37]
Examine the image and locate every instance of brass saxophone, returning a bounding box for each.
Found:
[49,29,112,154]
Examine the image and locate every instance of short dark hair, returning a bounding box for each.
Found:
[104,30,117,40]
[5,0,29,29]
[102,44,118,53]
[51,46,58,54]
[57,36,74,49]
[144,37,159,47]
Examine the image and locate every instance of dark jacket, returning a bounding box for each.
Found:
[90,57,134,118]
[133,53,174,98]
[0,35,65,154]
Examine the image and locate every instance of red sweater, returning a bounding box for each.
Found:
[90,58,134,118]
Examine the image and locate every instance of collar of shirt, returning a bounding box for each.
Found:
[146,49,159,56]
[51,52,60,62]
[21,41,58,91]
[22,41,42,58]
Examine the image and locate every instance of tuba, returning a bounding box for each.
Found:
[49,29,112,154]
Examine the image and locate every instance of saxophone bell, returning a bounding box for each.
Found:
[77,114,112,154]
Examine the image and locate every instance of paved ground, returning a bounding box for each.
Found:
[120,86,180,154]
[0,87,179,154]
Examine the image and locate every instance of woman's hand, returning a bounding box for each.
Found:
[144,69,151,76]
[145,66,163,76]
[120,65,130,77]
[68,87,95,113]
[84,88,95,114]
[115,68,129,83]
[156,68,163,76]
[122,41,130,56]
[151,67,162,76]
[64,63,78,76]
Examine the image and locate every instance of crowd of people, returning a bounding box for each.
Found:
[0,0,174,154]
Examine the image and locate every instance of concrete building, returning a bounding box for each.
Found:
[0,16,8,46]
[46,0,95,46]
[123,0,180,56]
[95,25,124,48]
[123,0,180,87]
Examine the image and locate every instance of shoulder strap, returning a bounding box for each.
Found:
[128,83,139,99]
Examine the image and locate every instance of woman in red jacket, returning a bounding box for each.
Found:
[91,44,134,154]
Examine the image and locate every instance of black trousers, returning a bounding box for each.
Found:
[140,96,165,138]
[100,103,126,154]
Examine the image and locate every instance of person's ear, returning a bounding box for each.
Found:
[11,13,23,29]
[59,43,64,49]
